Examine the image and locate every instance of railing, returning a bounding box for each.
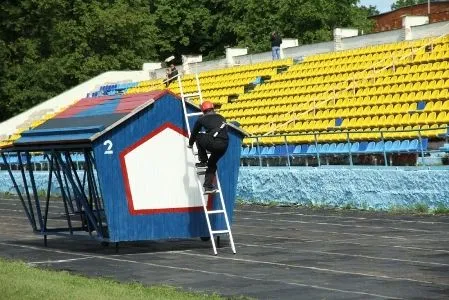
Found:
[241,126,449,168]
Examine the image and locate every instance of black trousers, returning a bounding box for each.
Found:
[195,133,228,187]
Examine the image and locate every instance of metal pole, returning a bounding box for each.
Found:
[1,152,34,228]
[17,152,37,230]
[53,152,73,234]
[314,133,321,167]
[66,151,92,231]
[380,131,388,166]
[346,132,353,166]
[283,135,291,168]
[418,129,425,166]
[43,154,53,231]
[256,137,262,167]
[83,151,104,235]
[26,152,45,232]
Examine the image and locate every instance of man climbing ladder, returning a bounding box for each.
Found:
[188,101,228,194]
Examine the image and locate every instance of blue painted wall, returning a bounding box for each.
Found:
[2,166,449,214]
[237,167,449,210]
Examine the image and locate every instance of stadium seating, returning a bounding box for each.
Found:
[163,59,293,106]
[217,36,449,147]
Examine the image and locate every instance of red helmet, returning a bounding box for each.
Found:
[200,101,214,112]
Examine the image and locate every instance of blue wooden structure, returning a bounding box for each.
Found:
[0,90,245,245]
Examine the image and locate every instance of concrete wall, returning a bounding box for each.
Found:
[341,29,403,50]
[236,167,449,210]
[412,20,449,39]
[3,167,449,211]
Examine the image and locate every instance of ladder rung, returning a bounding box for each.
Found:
[207,209,225,214]
[203,189,220,195]
[184,92,200,98]
[211,230,229,235]
[186,112,203,117]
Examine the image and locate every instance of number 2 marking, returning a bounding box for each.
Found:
[104,140,113,155]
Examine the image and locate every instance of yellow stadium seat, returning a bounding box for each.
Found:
[436,111,447,123]
[432,100,443,111]
[417,112,428,125]
[427,112,437,125]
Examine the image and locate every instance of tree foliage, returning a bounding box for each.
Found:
[391,0,428,10]
[0,0,376,122]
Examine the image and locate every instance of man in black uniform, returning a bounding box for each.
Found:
[165,64,178,87]
[188,101,228,194]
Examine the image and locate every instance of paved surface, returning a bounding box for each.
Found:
[1,197,449,299]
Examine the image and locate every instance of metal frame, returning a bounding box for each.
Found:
[1,147,108,246]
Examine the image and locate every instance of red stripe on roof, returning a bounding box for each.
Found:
[115,90,167,113]
[55,96,114,118]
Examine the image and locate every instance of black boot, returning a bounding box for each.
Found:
[203,171,217,193]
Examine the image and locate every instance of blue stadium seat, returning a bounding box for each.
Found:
[241,147,250,158]
[335,143,345,153]
[390,140,401,152]
[408,139,419,152]
[350,142,360,153]
[247,146,259,158]
[384,141,393,152]
[292,144,309,156]
[306,144,317,155]
[327,143,338,153]
[372,141,385,153]
[341,142,351,154]
[398,140,410,152]
[320,143,330,154]
[270,145,284,158]
[418,138,428,151]
[261,146,275,157]
[364,141,376,153]
[260,146,270,156]
[292,145,302,155]
[277,145,295,157]
[357,141,369,153]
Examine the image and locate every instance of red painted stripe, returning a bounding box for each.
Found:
[115,90,167,113]
[120,122,212,216]
[56,96,114,118]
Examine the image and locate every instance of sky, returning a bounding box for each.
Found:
[359,0,395,13]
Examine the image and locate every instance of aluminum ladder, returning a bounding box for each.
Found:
[176,73,236,255]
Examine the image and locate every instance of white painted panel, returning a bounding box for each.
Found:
[124,128,203,210]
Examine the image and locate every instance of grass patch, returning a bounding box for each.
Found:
[0,258,246,300]
[238,200,449,215]
[433,204,449,214]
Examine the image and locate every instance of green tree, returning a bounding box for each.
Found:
[0,0,159,121]
[391,0,428,10]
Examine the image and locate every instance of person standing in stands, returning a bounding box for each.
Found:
[165,64,178,87]
[270,31,282,60]
[188,101,228,194]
